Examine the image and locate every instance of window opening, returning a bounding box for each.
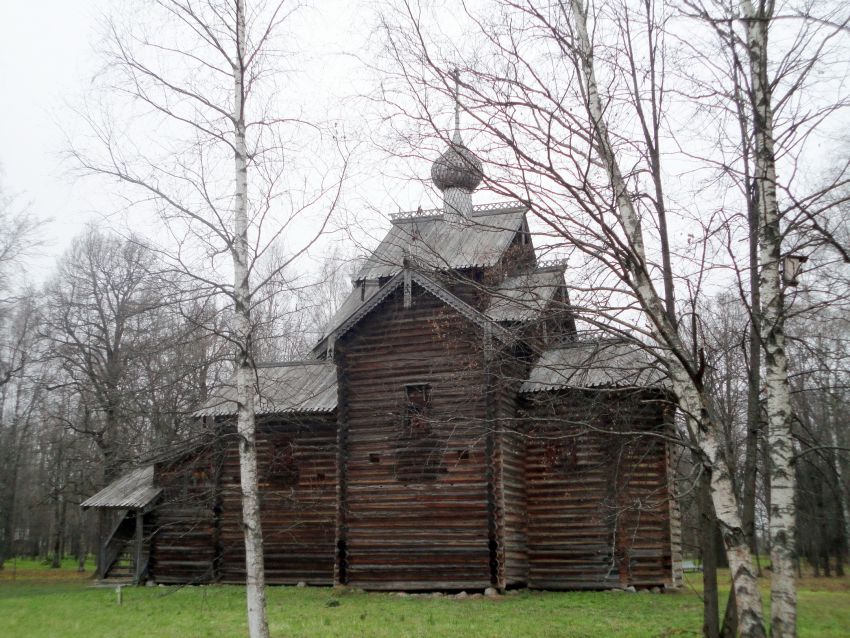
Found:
[266,440,299,488]
[395,384,444,482]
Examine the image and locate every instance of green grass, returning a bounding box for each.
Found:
[2,561,848,637]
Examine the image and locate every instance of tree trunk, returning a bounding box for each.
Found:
[742,295,762,566]
[77,514,88,572]
[701,472,720,638]
[826,384,850,558]
[232,2,269,637]
[50,494,66,569]
[741,2,797,635]
[721,588,738,638]
[0,451,19,570]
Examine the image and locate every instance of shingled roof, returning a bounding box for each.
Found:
[81,465,161,510]
[355,203,527,281]
[195,361,337,417]
[520,340,667,392]
[485,267,565,323]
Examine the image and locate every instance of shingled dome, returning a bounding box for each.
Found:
[431,131,484,192]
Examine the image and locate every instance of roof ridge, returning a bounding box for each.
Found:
[390,201,527,222]
[356,206,526,282]
[534,258,569,272]
[256,360,331,368]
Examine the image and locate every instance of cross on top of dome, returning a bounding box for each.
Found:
[430,70,484,195]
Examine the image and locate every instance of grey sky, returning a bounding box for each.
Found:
[0,1,105,275]
[2,1,846,289]
[0,1,424,280]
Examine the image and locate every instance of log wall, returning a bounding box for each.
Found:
[492,351,531,587]
[149,416,337,585]
[218,416,338,584]
[522,389,675,589]
[336,284,493,590]
[145,278,677,591]
[150,446,220,584]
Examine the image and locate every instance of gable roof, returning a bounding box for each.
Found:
[520,340,667,392]
[485,267,566,323]
[81,465,161,510]
[195,361,337,417]
[313,268,515,357]
[321,279,383,343]
[355,203,527,281]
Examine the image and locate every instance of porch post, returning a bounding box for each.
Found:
[134,510,143,584]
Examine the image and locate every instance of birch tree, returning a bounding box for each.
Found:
[682,2,850,633]
[565,5,763,632]
[738,3,797,633]
[231,6,268,633]
[72,2,347,635]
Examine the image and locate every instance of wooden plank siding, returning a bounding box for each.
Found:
[218,417,338,584]
[492,350,532,588]
[150,445,220,584]
[335,283,495,590]
[148,416,337,585]
[522,390,676,589]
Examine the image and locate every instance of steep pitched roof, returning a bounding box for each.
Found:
[313,268,514,357]
[485,267,566,323]
[195,361,337,417]
[322,279,383,343]
[520,340,667,392]
[355,203,527,281]
[81,465,161,510]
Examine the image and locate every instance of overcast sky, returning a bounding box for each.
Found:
[0,1,105,275]
[2,1,846,291]
[0,1,430,281]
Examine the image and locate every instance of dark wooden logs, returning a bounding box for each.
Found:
[522,389,677,590]
[336,285,492,590]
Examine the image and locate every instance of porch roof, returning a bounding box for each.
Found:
[81,465,161,510]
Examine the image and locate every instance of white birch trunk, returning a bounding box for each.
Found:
[568,2,766,635]
[741,2,797,635]
[233,2,270,637]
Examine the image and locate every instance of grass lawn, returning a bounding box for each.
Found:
[2,560,849,637]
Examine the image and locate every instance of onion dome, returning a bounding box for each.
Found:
[431,130,484,192]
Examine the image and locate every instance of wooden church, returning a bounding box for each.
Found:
[83,117,683,592]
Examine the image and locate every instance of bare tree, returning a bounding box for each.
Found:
[0,182,41,303]
[43,228,161,479]
[0,295,44,568]
[679,2,850,633]
[71,2,348,634]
